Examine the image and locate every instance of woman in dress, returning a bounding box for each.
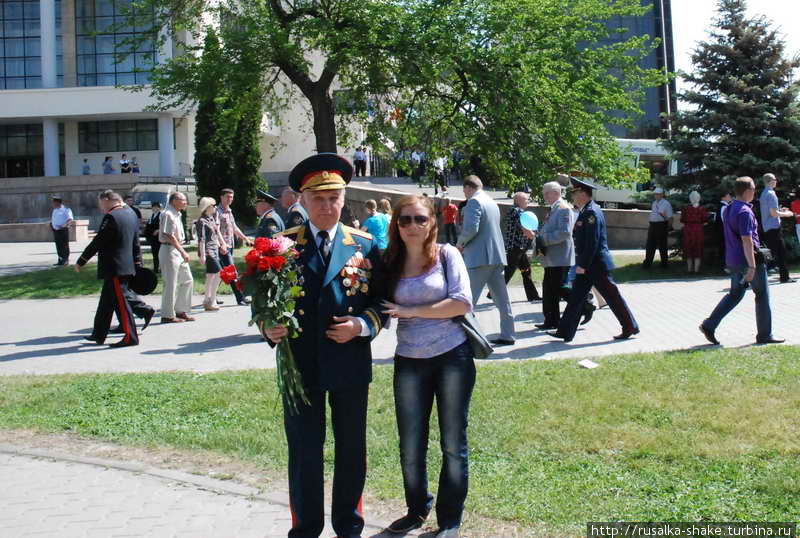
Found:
[681,190,708,273]
[380,194,474,538]
[196,197,228,311]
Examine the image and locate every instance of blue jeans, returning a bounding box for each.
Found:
[393,341,475,529]
[703,263,772,340]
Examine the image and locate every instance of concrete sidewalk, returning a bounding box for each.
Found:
[1,275,798,376]
[0,444,408,538]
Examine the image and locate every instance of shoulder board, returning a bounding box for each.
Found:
[279,225,304,237]
[344,225,373,240]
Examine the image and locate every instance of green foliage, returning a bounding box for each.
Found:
[128,0,663,192]
[663,0,800,194]
[2,347,800,534]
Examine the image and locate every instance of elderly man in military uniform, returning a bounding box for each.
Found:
[263,154,388,538]
[255,189,285,239]
[281,186,309,228]
[74,190,142,348]
[550,177,639,343]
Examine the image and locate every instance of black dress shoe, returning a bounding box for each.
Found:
[489,338,515,346]
[613,328,640,340]
[535,323,557,330]
[84,335,104,345]
[435,528,461,538]
[699,324,719,345]
[779,278,796,283]
[580,303,596,325]
[216,299,224,305]
[756,336,786,344]
[142,309,155,331]
[387,513,426,534]
[547,331,572,343]
[110,325,124,334]
[109,339,139,348]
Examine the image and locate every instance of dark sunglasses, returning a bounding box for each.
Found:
[398,215,430,227]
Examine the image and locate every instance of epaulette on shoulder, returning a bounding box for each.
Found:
[344,225,373,240]
[279,225,304,237]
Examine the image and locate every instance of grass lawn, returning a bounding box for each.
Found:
[1,347,798,536]
[0,245,250,300]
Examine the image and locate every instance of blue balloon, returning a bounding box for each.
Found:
[519,211,539,231]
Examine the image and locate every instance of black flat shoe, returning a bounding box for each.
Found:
[699,324,719,345]
[613,328,640,340]
[109,340,138,348]
[386,513,426,534]
[535,323,557,330]
[580,304,596,325]
[84,335,104,345]
[547,331,572,343]
[142,309,155,331]
[756,336,785,344]
[489,338,515,346]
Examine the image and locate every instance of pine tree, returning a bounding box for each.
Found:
[664,0,800,195]
[193,30,235,201]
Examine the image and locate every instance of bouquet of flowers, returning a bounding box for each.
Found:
[220,236,308,413]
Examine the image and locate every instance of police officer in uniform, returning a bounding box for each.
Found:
[255,189,285,238]
[282,186,309,228]
[74,190,143,348]
[550,178,639,343]
[263,154,388,538]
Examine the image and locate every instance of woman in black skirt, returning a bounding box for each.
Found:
[196,197,228,311]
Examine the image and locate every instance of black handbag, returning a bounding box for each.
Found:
[440,248,494,360]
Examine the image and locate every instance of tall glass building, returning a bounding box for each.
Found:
[605,0,677,140]
[0,0,188,178]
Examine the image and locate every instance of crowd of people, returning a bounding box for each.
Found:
[48,150,797,537]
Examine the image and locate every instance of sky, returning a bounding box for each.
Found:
[671,0,800,95]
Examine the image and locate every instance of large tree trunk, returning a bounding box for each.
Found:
[309,90,338,153]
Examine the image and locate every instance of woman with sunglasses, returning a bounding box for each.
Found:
[380,195,474,538]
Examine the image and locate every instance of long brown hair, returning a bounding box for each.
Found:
[382,194,439,300]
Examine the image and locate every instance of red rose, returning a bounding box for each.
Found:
[244,249,261,268]
[257,257,271,272]
[270,256,286,271]
[254,237,269,253]
[220,265,238,284]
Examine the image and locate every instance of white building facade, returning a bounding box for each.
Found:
[0,0,192,179]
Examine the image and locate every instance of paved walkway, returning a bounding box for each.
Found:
[2,274,798,376]
[0,445,406,538]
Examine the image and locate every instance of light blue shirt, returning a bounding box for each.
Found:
[362,213,389,250]
[759,187,780,231]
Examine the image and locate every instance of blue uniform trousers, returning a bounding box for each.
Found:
[556,265,637,341]
[284,385,369,538]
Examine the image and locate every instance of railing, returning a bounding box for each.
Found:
[369,154,394,177]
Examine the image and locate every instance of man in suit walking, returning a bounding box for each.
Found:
[457,175,516,346]
[74,190,142,348]
[262,154,388,538]
[550,178,639,343]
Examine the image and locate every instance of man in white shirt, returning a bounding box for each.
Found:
[50,195,73,266]
[642,187,673,269]
[353,147,368,177]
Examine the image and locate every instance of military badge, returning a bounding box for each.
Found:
[340,251,372,296]
[588,215,596,224]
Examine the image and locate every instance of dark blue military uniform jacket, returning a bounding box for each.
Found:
[256,209,285,239]
[77,205,141,279]
[574,200,614,272]
[277,223,388,391]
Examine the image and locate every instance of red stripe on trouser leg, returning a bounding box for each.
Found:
[112,277,132,344]
[290,499,297,528]
[357,495,363,516]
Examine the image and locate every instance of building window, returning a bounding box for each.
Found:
[78,119,159,152]
[0,123,64,178]
[0,0,64,89]
[75,0,156,87]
